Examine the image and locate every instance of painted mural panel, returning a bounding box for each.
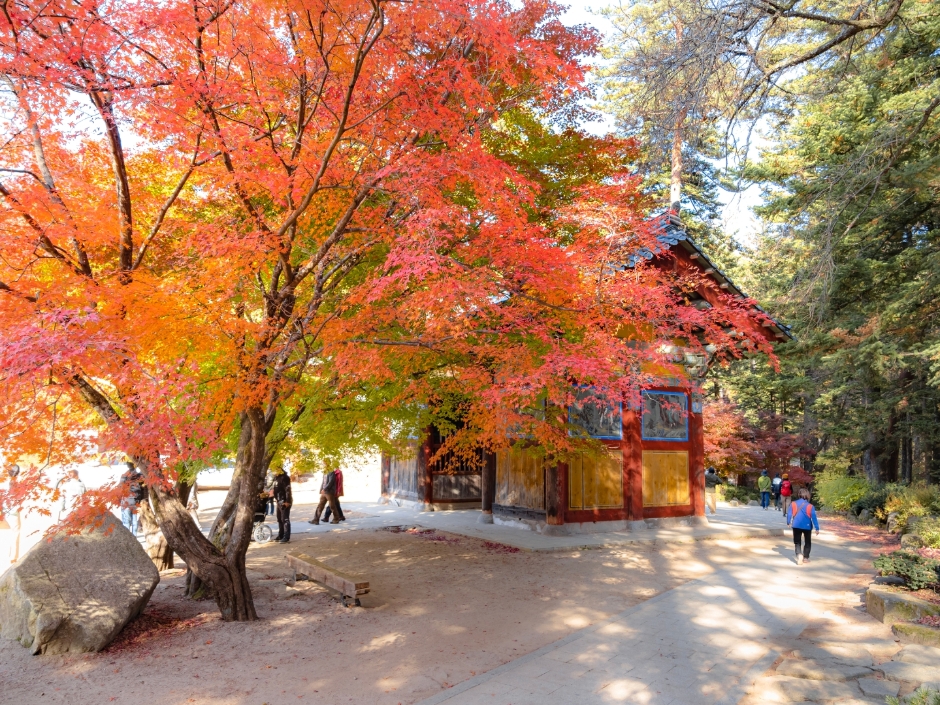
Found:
[568,449,624,510]
[642,451,690,506]
[569,388,622,439]
[496,448,545,510]
[641,391,688,441]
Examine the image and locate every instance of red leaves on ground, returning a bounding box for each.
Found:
[102,609,217,656]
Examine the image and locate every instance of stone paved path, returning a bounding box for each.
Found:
[415,528,934,705]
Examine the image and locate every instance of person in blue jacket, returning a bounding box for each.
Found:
[787,488,820,565]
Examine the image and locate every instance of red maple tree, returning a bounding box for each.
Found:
[0,0,770,619]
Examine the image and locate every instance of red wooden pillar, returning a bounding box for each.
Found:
[381,453,391,497]
[419,433,433,506]
[480,451,496,523]
[689,402,706,518]
[545,464,564,525]
[623,408,644,523]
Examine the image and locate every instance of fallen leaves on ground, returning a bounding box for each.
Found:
[102,609,218,655]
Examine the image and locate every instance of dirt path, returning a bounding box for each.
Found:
[0,526,716,705]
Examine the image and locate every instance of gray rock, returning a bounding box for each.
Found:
[887,512,900,533]
[730,499,740,507]
[776,658,873,681]
[0,513,159,654]
[859,508,872,522]
[747,500,760,506]
[873,575,907,586]
[857,678,900,698]
[901,534,925,549]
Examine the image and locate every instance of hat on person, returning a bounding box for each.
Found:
[8,464,20,478]
[782,473,789,479]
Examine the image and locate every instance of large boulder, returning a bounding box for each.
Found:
[0,513,159,655]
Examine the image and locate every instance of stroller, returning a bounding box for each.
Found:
[252,495,273,544]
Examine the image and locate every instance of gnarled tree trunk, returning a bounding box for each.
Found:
[145,408,269,621]
[138,498,174,571]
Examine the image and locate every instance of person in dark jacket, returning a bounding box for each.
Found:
[322,466,346,523]
[310,463,341,525]
[704,467,724,515]
[271,464,293,543]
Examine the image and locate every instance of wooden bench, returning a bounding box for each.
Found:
[287,552,370,607]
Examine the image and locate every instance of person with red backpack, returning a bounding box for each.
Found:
[787,488,820,565]
[779,473,793,519]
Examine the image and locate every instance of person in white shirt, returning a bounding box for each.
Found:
[56,469,86,522]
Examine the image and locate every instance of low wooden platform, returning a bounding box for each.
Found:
[286,552,370,607]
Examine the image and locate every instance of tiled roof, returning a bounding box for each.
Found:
[626,212,793,341]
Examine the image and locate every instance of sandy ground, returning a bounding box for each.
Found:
[0,520,720,705]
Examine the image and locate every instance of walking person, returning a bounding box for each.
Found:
[56,469,86,522]
[3,464,23,566]
[704,466,723,516]
[322,465,346,523]
[771,473,782,511]
[780,473,793,519]
[271,464,293,543]
[120,460,147,535]
[310,463,341,525]
[787,488,820,565]
[758,470,772,510]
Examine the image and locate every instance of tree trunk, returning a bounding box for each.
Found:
[669,20,686,213]
[670,112,686,212]
[138,498,174,571]
[144,408,269,621]
[862,435,881,485]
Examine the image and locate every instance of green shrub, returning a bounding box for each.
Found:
[815,473,870,512]
[918,516,940,549]
[851,484,891,517]
[719,485,759,503]
[874,550,940,591]
[882,484,940,532]
[888,686,940,705]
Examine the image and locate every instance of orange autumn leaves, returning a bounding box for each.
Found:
[0,0,760,516]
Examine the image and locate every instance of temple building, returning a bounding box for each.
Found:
[380,214,790,533]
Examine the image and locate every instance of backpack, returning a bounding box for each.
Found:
[780,480,792,496]
[790,500,813,521]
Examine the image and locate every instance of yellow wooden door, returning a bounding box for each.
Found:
[569,449,623,510]
[642,451,690,507]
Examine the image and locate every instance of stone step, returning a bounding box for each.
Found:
[857,677,901,698]
[775,658,874,682]
[790,644,874,667]
[897,643,940,666]
[746,675,863,702]
[880,660,940,683]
